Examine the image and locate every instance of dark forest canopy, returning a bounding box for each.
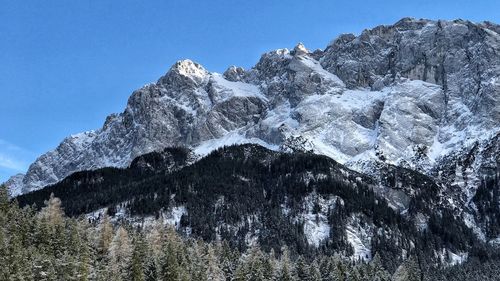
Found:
[14,145,499,272]
[3,185,500,280]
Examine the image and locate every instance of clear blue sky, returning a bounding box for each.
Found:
[1,0,499,182]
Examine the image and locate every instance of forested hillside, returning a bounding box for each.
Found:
[16,145,498,273]
[3,187,500,280]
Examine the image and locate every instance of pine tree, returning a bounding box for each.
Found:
[95,214,115,280]
[186,240,206,280]
[108,226,133,281]
[39,193,64,227]
[392,256,421,281]
[36,194,67,280]
[261,251,276,281]
[8,225,33,280]
[131,233,147,281]
[164,226,190,281]
[275,246,296,281]
[206,244,225,281]
[98,214,114,256]
[330,255,348,281]
[308,260,322,281]
[145,220,165,280]
[76,219,94,281]
[217,241,239,280]
[144,252,159,281]
[369,253,391,281]
[58,219,83,280]
[346,264,361,281]
[296,255,310,280]
[160,242,180,281]
[158,226,188,281]
[235,245,269,281]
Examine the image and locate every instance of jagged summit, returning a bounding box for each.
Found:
[223,65,246,82]
[5,18,499,213]
[170,59,207,77]
[159,59,208,88]
[292,42,309,56]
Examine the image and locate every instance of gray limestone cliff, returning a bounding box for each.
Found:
[6,18,499,206]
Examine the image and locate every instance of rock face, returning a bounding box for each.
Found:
[6,18,500,202]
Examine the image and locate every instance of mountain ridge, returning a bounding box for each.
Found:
[5,18,500,218]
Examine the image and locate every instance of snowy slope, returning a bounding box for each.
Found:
[5,17,499,237]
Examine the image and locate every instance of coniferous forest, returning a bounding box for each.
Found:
[5,145,500,280]
[3,187,500,280]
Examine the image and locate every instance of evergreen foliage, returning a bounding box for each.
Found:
[2,185,500,280]
[8,144,500,280]
[17,145,482,262]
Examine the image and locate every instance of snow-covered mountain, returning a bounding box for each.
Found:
[6,18,499,199]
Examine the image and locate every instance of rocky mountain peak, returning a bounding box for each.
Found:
[159,59,208,88]
[392,17,430,30]
[5,18,499,207]
[223,66,246,82]
[292,42,309,56]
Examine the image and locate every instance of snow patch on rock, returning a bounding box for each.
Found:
[346,215,373,261]
[194,131,278,156]
[296,192,337,247]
